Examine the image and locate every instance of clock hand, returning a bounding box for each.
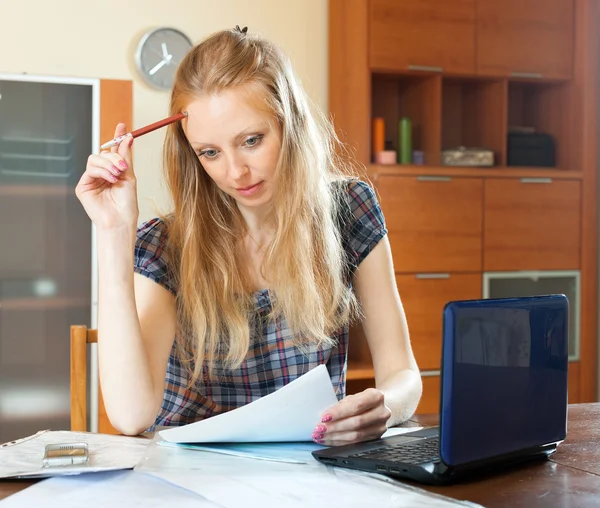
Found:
[161,42,170,60]
[149,59,167,75]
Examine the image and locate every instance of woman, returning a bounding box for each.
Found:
[75,26,422,446]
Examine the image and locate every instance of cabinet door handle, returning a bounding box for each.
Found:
[415,273,450,279]
[511,72,544,79]
[417,175,452,182]
[408,65,443,73]
[521,177,553,184]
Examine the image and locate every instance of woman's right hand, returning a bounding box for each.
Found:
[75,123,139,231]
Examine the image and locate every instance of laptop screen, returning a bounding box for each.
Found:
[439,295,569,467]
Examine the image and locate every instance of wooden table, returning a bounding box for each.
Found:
[2,403,600,506]
[409,403,600,507]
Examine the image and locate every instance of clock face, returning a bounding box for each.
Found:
[136,27,193,91]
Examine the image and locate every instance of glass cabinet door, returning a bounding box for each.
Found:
[0,78,93,443]
[484,271,580,360]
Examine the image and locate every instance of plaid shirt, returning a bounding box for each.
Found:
[133,179,387,429]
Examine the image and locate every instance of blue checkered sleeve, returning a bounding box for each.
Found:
[134,217,176,295]
[344,179,388,270]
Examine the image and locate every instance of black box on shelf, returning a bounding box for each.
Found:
[507,132,556,167]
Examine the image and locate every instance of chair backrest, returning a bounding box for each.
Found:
[70,325,118,434]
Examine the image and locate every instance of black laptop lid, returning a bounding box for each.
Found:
[439,295,569,467]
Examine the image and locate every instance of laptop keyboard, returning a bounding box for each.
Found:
[348,437,440,465]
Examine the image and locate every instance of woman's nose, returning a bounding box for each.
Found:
[228,156,250,180]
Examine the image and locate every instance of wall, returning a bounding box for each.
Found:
[0,0,328,221]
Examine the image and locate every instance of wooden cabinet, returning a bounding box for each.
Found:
[332,0,598,405]
[378,176,483,273]
[476,0,574,79]
[369,0,476,74]
[398,274,482,370]
[416,375,441,414]
[483,178,581,271]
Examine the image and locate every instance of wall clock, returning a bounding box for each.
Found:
[135,27,193,91]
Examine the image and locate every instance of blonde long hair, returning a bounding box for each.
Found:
[162,27,361,384]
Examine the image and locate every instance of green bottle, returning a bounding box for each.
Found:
[399,117,412,164]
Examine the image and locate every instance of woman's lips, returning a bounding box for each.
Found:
[236,181,264,197]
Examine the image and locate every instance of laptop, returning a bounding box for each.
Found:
[312,295,569,485]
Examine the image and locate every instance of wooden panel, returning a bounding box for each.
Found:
[329,0,370,165]
[397,274,482,370]
[568,361,581,404]
[100,79,133,149]
[369,0,476,74]
[575,0,599,402]
[442,78,507,165]
[70,326,87,432]
[96,81,131,432]
[415,375,440,414]
[483,178,581,271]
[476,0,574,79]
[372,75,442,165]
[378,176,483,272]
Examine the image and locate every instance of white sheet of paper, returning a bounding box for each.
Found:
[0,430,149,479]
[159,364,338,443]
[382,426,424,438]
[0,470,215,508]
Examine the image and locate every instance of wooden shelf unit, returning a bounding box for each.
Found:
[329,0,598,412]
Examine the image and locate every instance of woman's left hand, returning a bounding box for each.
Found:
[313,388,392,446]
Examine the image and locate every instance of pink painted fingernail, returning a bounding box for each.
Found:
[317,439,325,444]
[312,433,324,440]
[321,415,333,423]
[314,424,326,433]
[118,161,128,170]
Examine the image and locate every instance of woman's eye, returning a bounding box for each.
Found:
[245,135,263,147]
[199,149,219,159]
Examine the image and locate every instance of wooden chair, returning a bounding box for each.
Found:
[70,325,118,434]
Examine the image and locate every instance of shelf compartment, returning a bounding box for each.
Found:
[371,73,441,165]
[442,77,507,166]
[508,81,574,169]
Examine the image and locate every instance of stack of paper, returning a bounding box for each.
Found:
[0,430,149,479]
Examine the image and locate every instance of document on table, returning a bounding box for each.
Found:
[159,364,338,443]
[157,426,424,464]
[136,437,484,508]
[0,430,149,479]
[0,470,215,508]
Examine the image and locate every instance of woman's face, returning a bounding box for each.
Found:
[183,86,282,211]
